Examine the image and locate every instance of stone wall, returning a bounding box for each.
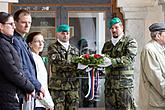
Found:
[117,0,165,108]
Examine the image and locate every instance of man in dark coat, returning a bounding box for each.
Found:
[13,9,45,109]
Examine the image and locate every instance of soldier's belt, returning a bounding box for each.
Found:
[111,70,134,75]
[109,70,134,80]
[52,77,79,81]
[108,86,134,90]
[111,66,133,71]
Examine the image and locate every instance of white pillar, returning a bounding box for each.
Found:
[96,13,105,54]
[0,0,18,12]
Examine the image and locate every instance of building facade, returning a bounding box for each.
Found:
[1,0,165,109]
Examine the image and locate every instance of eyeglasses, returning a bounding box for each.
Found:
[4,22,15,26]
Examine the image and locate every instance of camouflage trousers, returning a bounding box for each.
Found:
[105,87,136,110]
[49,90,79,110]
[104,70,136,110]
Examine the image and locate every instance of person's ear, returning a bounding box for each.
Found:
[0,23,3,29]
[56,33,59,39]
[155,33,161,40]
[28,42,32,47]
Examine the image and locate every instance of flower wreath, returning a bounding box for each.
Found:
[74,54,104,67]
[74,54,111,68]
[73,54,111,100]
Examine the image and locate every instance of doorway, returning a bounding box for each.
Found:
[69,12,106,108]
[69,12,105,54]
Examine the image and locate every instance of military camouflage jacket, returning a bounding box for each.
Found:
[102,35,138,89]
[48,41,79,90]
[102,35,138,70]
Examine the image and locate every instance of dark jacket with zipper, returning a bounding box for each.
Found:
[0,32,34,110]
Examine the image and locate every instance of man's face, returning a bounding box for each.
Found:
[110,23,123,38]
[57,32,70,43]
[157,31,165,45]
[15,13,32,36]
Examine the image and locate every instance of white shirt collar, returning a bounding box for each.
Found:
[57,39,69,50]
[111,33,124,46]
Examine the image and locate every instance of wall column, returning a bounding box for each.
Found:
[0,0,18,12]
[159,0,165,21]
[117,0,164,107]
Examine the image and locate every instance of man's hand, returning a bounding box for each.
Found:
[40,86,45,97]
[36,87,45,100]
[36,92,44,100]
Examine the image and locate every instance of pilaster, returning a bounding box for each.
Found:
[116,0,165,107]
[159,0,165,21]
[0,0,18,12]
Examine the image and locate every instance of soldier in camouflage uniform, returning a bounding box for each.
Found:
[102,17,138,110]
[48,24,79,110]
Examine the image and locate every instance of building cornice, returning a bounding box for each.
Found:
[117,0,158,8]
[0,0,18,3]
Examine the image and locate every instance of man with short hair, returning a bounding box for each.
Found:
[13,9,45,110]
[138,23,165,110]
[102,17,138,110]
[48,24,79,110]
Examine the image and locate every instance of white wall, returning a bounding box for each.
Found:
[0,0,18,12]
[0,3,8,12]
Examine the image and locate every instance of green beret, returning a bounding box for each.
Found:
[56,24,70,32]
[108,17,122,29]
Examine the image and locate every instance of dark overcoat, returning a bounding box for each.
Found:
[0,32,34,110]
